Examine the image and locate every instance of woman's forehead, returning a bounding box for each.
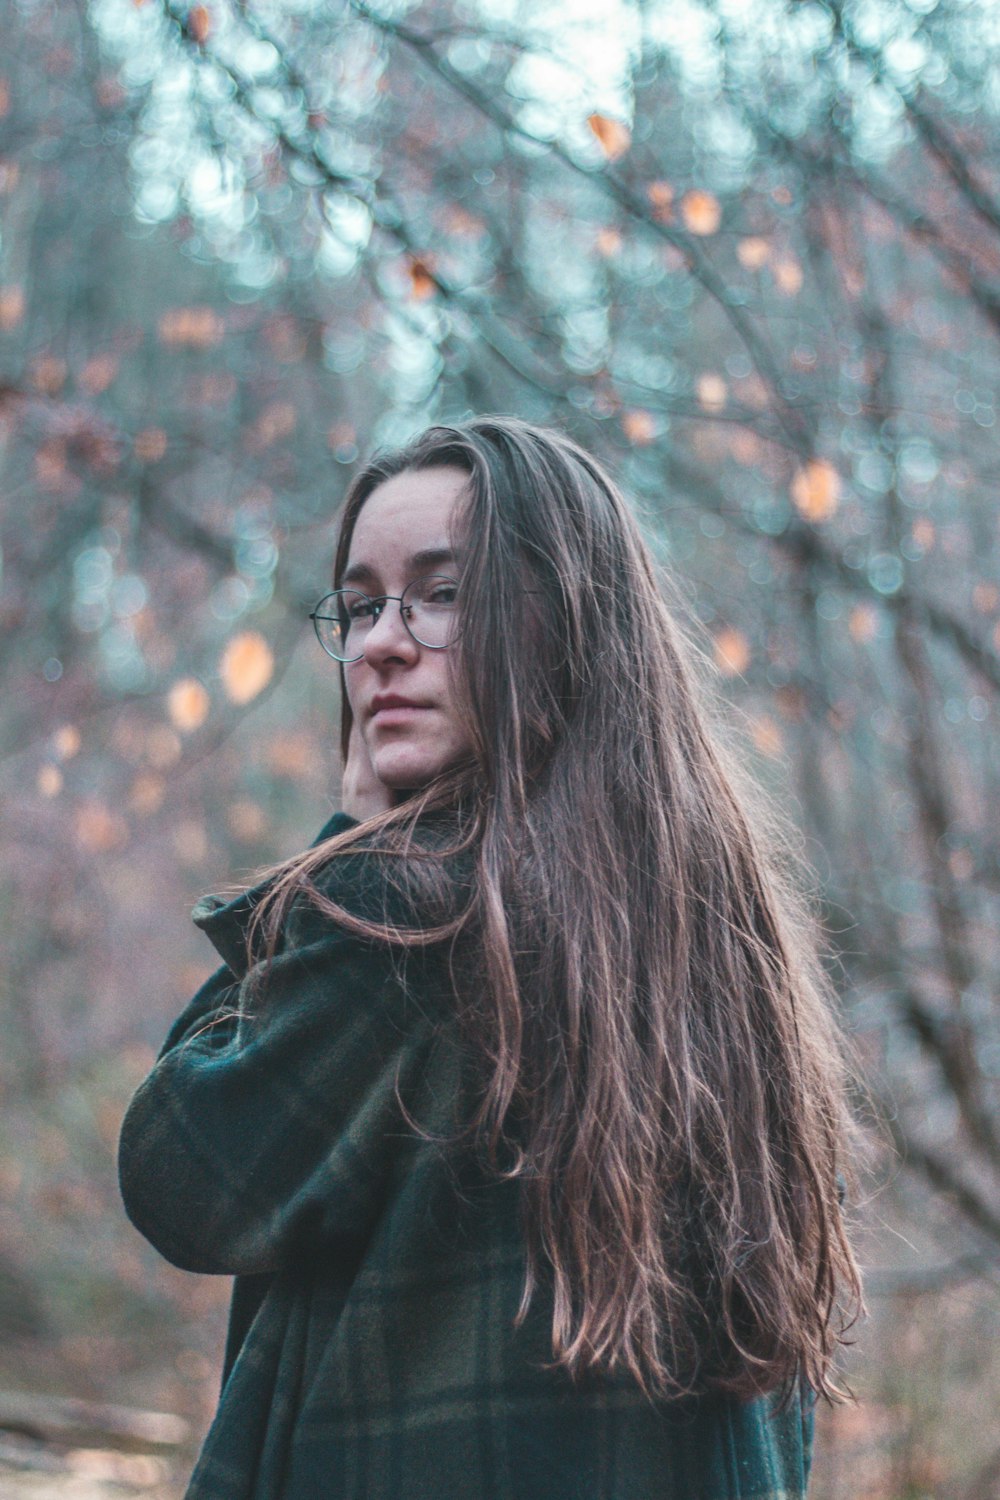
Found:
[345,467,469,578]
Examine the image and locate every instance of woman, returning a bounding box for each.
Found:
[119,416,862,1499]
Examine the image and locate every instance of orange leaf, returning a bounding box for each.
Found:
[791,459,839,522]
[158,306,224,348]
[167,677,210,732]
[595,227,623,257]
[134,427,168,462]
[408,257,436,300]
[129,773,165,816]
[79,353,119,395]
[912,518,935,551]
[254,400,297,448]
[443,206,485,239]
[848,604,878,643]
[37,764,63,798]
[220,631,273,705]
[713,627,750,677]
[681,190,721,236]
[265,732,314,778]
[30,356,67,395]
[145,726,182,768]
[773,256,803,296]
[53,724,81,760]
[696,374,727,413]
[729,430,762,465]
[737,236,769,269]
[75,800,128,853]
[174,820,208,865]
[228,799,267,841]
[35,440,67,486]
[751,715,783,758]
[646,180,674,221]
[188,5,211,43]
[621,409,656,446]
[588,113,631,161]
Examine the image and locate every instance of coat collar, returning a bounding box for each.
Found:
[191,810,359,977]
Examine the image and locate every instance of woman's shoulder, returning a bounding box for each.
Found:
[305,808,474,938]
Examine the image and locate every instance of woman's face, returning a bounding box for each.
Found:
[342,466,474,792]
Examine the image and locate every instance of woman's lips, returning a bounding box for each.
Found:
[369,702,431,726]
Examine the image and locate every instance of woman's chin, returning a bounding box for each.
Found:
[370,747,439,792]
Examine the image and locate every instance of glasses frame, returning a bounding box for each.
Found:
[308,574,460,663]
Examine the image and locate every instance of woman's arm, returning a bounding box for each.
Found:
[118,884,443,1278]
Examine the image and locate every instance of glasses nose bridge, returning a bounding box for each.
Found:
[362,591,416,653]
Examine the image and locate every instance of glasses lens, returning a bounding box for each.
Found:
[401,576,459,649]
[312,590,373,660]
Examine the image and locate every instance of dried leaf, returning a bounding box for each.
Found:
[134,427,168,462]
[174,820,208,864]
[254,400,297,447]
[595,228,623,257]
[588,113,631,161]
[912,518,935,551]
[167,678,210,732]
[35,440,67,486]
[729,430,762,465]
[773,256,803,296]
[646,180,674,221]
[848,604,878,643]
[681,190,721,236]
[158,306,224,348]
[228,799,267,841]
[79,353,119,395]
[145,726,182,768]
[38,764,63,798]
[220,631,273,705]
[621,409,656,445]
[30,356,67,395]
[751,715,783,757]
[75,800,128,853]
[129,773,165,816]
[408,257,437,300]
[791,459,839,522]
[443,206,485,239]
[737,236,770,270]
[713,627,751,677]
[53,724,81,760]
[265,732,314,777]
[696,374,727,413]
[188,5,211,43]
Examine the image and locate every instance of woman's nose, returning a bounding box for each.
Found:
[361,599,419,665]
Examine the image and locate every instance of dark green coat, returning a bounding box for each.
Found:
[119,812,815,1499]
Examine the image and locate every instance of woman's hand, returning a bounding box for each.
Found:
[341,720,393,821]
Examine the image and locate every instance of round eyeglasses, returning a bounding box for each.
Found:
[309,575,460,662]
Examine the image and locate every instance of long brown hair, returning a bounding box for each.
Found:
[258,416,863,1401]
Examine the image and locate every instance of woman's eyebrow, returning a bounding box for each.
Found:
[340,546,460,588]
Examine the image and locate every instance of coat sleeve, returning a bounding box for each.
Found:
[118,832,448,1277]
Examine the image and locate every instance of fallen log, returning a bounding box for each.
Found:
[0,1392,189,1455]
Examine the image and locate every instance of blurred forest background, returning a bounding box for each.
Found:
[2,0,1000,1493]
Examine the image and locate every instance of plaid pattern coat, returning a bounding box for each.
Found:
[119,812,815,1500]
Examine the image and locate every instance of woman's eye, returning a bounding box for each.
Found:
[428,584,457,606]
[347,600,376,621]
